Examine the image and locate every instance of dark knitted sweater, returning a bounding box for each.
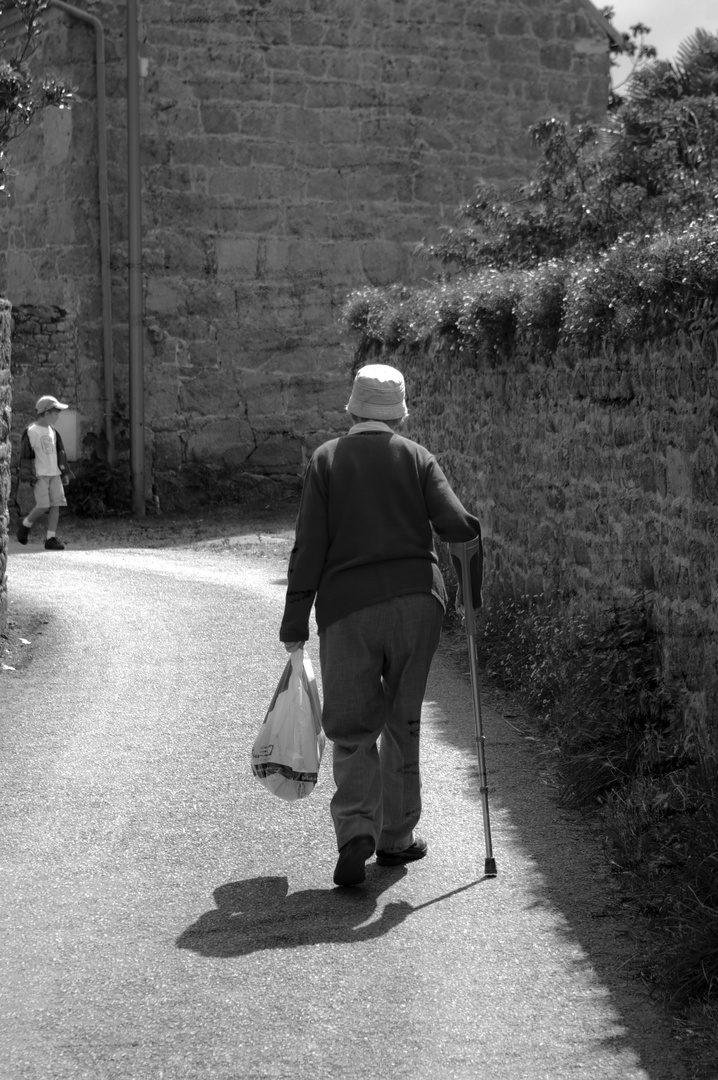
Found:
[279,428,482,642]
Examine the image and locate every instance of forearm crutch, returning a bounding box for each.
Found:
[449,538,497,878]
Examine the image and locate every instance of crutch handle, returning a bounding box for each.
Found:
[449,537,483,636]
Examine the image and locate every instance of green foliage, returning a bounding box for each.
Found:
[0,0,75,191]
[479,593,669,776]
[344,276,520,365]
[421,30,718,274]
[422,120,634,270]
[604,762,718,1002]
[606,16,657,102]
[344,218,718,365]
[513,259,568,352]
[629,28,718,103]
[561,217,718,346]
[343,29,718,365]
[474,592,718,1001]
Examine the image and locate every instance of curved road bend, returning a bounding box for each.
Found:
[0,538,687,1080]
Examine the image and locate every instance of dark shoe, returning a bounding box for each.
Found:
[376,835,428,866]
[16,523,30,544]
[44,537,65,551]
[333,835,375,887]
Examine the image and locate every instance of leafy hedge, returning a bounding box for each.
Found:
[344,215,718,364]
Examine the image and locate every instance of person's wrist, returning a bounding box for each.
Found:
[283,640,305,653]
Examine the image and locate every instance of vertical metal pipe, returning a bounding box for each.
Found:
[91,15,114,465]
[126,0,145,516]
[48,0,115,463]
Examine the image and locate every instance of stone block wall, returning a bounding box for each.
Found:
[0,0,614,504]
[0,298,11,634]
[400,334,718,749]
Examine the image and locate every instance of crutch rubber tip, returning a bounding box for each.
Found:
[484,857,497,877]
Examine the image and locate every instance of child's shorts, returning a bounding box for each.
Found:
[34,475,67,509]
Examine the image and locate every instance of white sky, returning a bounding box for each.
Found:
[607,1,718,88]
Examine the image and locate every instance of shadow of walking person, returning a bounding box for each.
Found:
[176,869,486,959]
[177,869,487,959]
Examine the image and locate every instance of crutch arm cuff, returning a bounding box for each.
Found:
[449,535,481,559]
[449,534,484,614]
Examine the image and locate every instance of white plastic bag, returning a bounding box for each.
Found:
[251,650,325,801]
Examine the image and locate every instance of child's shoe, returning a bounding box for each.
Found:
[16,523,30,544]
[44,537,65,551]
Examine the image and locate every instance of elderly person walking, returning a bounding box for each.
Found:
[279,364,482,887]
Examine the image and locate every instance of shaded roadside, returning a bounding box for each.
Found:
[435,622,718,1080]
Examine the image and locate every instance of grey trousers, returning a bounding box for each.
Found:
[319,593,444,853]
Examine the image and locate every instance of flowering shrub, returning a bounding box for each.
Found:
[514,260,569,353]
[0,0,75,192]
[344,216,718,363]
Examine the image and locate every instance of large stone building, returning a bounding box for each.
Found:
[1,0,622,507]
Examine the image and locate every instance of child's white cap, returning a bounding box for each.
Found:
[36,395,69,414]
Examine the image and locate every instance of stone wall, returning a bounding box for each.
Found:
[399,334,718,750]
[0,0,614,505]
[0,299,11,634]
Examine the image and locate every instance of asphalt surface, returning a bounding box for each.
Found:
[0,533,689,1080]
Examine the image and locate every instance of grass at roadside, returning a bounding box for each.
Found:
[442,596,718,1080]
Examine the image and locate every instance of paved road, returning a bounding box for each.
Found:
[0,535,687,1080]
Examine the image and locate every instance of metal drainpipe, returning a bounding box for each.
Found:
[48,0,115,464]
[126,0,145,516]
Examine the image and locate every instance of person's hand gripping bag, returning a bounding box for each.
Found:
[251,649,325,800]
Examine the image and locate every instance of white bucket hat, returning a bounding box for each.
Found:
[346,364,408,421]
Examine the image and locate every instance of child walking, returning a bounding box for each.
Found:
[17,395,73,551]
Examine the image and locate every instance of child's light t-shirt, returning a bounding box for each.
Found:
[27,423,61,476]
